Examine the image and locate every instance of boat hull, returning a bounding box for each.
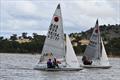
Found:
[34,64,83,71]
[80,65,112,69]
[34,67,83,71]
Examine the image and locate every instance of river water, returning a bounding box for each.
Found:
[0,53,120,80]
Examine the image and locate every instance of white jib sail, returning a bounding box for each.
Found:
[39,4,65,63]
[66,35,80,68]
[100,38,110,66]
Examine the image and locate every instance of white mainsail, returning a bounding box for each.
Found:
[39,4,65,62]
[66,35,80,68]
[84,19,101,61]
[83,19,110,66]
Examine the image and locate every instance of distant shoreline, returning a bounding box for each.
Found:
[0,53,120,58]
[0,52,40,54]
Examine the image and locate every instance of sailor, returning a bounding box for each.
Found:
[82,56,92,65]
[47,58,53,68]
[52,58,59,68]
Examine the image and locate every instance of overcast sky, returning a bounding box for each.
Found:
[0,0,120,38]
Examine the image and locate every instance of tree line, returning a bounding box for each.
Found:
[0,33,45,53]
[0,24,120,56]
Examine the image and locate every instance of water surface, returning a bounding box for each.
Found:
[0,53,120,80]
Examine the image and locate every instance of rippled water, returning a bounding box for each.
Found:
[0,53,120,80]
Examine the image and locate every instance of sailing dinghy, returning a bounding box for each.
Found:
[81,20,111,69]
[34,4,82,71]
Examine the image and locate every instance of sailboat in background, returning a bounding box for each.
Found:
[81,19,111,69]
[34,4,82,71]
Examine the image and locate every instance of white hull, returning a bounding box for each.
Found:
[34,64,83,71]
[80,65,111,69]
[34,67,83,71]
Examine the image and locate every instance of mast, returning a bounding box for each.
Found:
[96,19,101,60]
[59,4,66,62]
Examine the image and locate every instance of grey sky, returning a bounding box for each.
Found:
[0,0,120,38]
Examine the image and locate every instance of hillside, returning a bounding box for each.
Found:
[70,24,120,40]
[69,24,120,56]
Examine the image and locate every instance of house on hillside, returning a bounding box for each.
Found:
[15,37,31,43]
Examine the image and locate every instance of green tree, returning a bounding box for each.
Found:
[0,36,3,40]
[22,32,27,39]
[10,34,17,41]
